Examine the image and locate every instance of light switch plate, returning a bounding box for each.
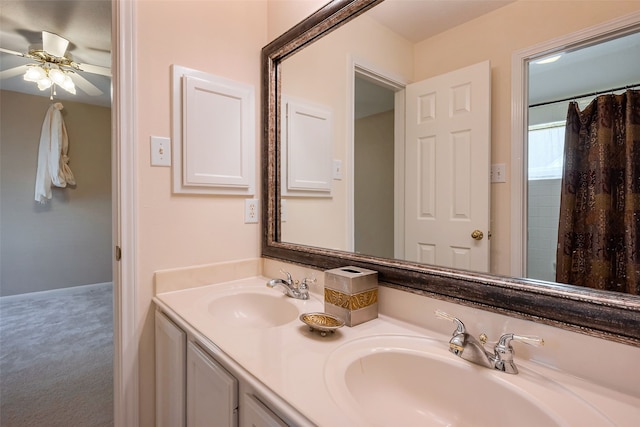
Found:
[491,163,506,183]
[281,199,287,222]
[151,136,171,167]
[333,159,343,180]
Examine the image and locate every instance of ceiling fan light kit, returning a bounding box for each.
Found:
[24,63,76,95]
[24,65,47,82]
[2,30,109,101]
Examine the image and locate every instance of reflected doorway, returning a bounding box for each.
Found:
[354,75,396,259]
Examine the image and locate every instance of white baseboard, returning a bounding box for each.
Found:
[0,282,113,302]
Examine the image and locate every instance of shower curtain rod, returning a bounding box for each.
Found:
[529,83,640,108]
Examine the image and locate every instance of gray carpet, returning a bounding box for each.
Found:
[0,283,113,427]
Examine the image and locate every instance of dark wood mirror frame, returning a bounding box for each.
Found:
[261,0,640,346]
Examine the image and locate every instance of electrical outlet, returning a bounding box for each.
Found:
[244,198,259,224]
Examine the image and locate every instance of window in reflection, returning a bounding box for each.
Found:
[526,122,565,282]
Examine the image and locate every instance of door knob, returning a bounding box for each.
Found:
[471,230,484,240]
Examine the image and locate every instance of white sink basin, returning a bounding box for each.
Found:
[324,335,613,427]
[207,292,299,328]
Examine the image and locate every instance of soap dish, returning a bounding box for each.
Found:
[300,312,344,336]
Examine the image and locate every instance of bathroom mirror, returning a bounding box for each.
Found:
[262,0,640,345]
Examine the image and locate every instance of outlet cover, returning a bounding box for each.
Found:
[244,198,259,224]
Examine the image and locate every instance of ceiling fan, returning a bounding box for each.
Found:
[0,30,111,98]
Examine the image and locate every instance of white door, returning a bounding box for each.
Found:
[404,61,491,272]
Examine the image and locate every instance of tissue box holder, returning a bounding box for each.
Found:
[324,266,378,326]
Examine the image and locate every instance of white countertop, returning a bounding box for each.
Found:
[154,276,640,427]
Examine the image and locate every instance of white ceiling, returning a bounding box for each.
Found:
[528,31,640,106]
[0,0,112,107]
[358,0,640,117]
[0,0,637,110]
[368,0,514,43]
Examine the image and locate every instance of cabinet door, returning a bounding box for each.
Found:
[155,310,186,427]
[187,341,238,427]
[241,394,288,427]
[171,65,256,196]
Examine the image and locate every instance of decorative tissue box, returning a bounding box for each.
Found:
[324,266,378,326]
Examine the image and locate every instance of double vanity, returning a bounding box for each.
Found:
[153,259,640,427]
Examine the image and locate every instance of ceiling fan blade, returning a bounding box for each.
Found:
[70,72,103,96]
[0,65,28,79]
[0,47,27,58]
[42,31,69,58]
[76,62,111,77]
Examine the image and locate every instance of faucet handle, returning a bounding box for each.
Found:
[497,333,544,348]
[494,334,544,373]
[435,310,466,335]
[513,334,544,347]
[279,269,293,285]
[300,277,316,289]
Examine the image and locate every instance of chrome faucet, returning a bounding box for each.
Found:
[436,310,543,374]
[266,270,311,300]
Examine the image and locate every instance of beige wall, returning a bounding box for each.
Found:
[280,11,413,250]
[413,0,640,275]
[0,90,112,297]
[267,0,326,40]
[135,1,267,424]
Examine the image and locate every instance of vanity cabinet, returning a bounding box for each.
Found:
[155,310,186,427]
[241,394,288,427]
[187,341,238,427]
[155,310,294,427]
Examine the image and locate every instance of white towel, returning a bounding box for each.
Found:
[34,103,76,203]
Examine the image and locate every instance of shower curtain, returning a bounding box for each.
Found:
[555,89,639,294]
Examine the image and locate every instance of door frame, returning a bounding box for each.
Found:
[347,56,406,254]
[510,11,640,277]
[112,0,138,425]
